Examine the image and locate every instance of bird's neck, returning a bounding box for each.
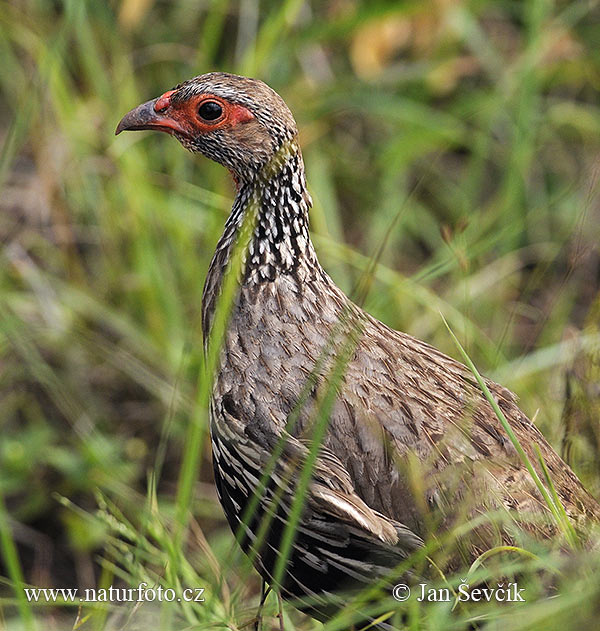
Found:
[202,139,320,333]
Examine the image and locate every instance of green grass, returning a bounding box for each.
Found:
[1,0,600,629]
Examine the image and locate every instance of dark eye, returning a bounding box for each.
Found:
[198,101,223,121]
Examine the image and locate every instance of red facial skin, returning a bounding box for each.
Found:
[116,90,257,190]
[151,90,255,139]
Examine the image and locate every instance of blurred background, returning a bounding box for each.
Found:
[1,0,600,629]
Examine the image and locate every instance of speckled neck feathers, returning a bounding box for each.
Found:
[201,139,318,334]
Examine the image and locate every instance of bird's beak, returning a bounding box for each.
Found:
[115,94,187,137]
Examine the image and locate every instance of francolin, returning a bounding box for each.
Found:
[117,72,600,628]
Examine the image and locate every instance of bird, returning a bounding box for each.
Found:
[116,72,600,628]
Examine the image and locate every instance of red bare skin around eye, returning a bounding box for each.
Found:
[160,94,254,137]
[153,93,254,189]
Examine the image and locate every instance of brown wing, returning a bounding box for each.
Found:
[321,310,600,556]
[222,277,599,568]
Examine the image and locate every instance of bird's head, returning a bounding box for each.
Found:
[116,72,298,182]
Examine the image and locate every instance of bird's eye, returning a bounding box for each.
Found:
[198,101,223,122]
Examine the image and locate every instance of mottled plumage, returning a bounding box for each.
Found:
[117,73,600,626]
